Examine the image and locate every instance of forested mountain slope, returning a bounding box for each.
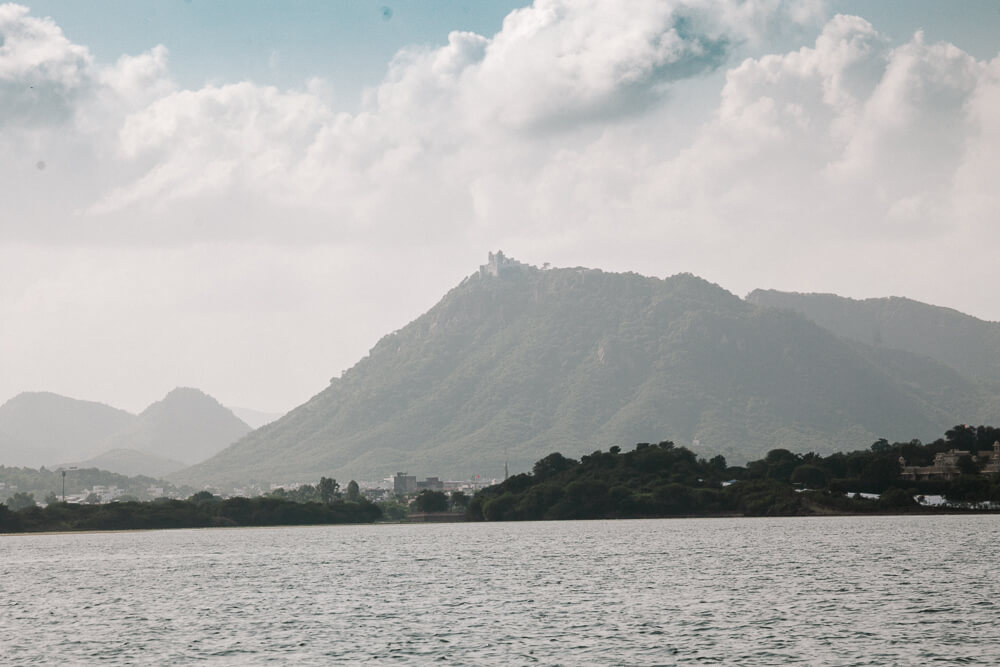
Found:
[175,257,998,487]
[746,290,1000,390]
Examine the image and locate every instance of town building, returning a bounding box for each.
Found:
[900,442,1000,480]
[416,476,444,491]
[392,472,417,494]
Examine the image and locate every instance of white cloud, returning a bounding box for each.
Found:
[12,0,826,233]
[0,3,92,124]
[3,1,1000,412]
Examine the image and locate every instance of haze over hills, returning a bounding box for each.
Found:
[228,407,285,429]
[174,254,1000,488]
[100,388,252,466]
[746,290,1000,390]
[67,448,187,479]
[0,388,252,476]
[0,393,135,467]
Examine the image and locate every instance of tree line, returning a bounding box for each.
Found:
[1,479,381,533]
[467,425,1000,521]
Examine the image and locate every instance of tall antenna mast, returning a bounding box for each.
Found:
[504,449,509,481]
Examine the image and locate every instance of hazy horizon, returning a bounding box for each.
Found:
[3,0,999,414]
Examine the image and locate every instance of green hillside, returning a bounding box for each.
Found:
[746,290,1000,390]
[175,256,999,487]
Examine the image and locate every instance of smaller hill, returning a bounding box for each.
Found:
[0,388,252,476]
[746,290,1000,390]
[60,448,188,479]
[0,393,135,467]
[101,388,251,466]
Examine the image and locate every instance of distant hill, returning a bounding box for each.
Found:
[745,290,1000,390]
[174,254,999,488]
[100,388,251,465]
[0,388,251,475]
[0,392,134,467]
[60,448,187,479]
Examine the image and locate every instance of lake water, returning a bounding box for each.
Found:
[3,515,999,664]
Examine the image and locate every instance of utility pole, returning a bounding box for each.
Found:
[59,467,77,503]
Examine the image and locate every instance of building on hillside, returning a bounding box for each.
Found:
[479,250,527,278]
[900,442,1000,480]
[981,442,1000,474]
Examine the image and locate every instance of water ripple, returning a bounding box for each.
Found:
[3,516,1000,664]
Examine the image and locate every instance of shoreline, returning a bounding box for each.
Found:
[5,507,999,536]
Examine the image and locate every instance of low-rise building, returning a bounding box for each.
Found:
[417,477,444,491]
[901,442,1000,480]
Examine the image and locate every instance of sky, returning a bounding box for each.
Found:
[2,0,999,415]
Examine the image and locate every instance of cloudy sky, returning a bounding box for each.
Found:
[2,0,999,415]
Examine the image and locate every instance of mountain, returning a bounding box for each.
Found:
[174,254,999,488]
[0,392,135,467]
[745,290,1000,390]
[101,388,252,465]
[62,448,187,479]
[0,387,251,475]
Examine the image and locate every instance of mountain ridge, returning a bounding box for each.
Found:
[174,256,999,487]
[0,388,251,475]
[746,289,1000,390]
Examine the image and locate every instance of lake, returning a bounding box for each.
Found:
[3,515,999,664]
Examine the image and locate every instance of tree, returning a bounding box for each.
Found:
[765,449,800,482]
[412,490,448,513]
[43,492,60,506]
[450,490,470,510]
[188,490,219,505]
[957,454,981,476]
[346,480,361,501]
[861,458,899,492]
[6,492,37,512]
[319,477,340,503]
[946,425,977,451]
[790,464,828,489]
[879,487,916,509]
[532,452,576,481]
[870,438,891,453]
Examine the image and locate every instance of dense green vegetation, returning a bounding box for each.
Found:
[176,258,999,487]
[0,488,381,534]
[467,426,1000,521]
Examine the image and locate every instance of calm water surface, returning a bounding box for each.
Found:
[2,516,999,664]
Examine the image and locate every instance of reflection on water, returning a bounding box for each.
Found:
[3,516,1000,664]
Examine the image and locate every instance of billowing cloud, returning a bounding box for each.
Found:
[0,3,92,125]
[2,0,1000,412]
